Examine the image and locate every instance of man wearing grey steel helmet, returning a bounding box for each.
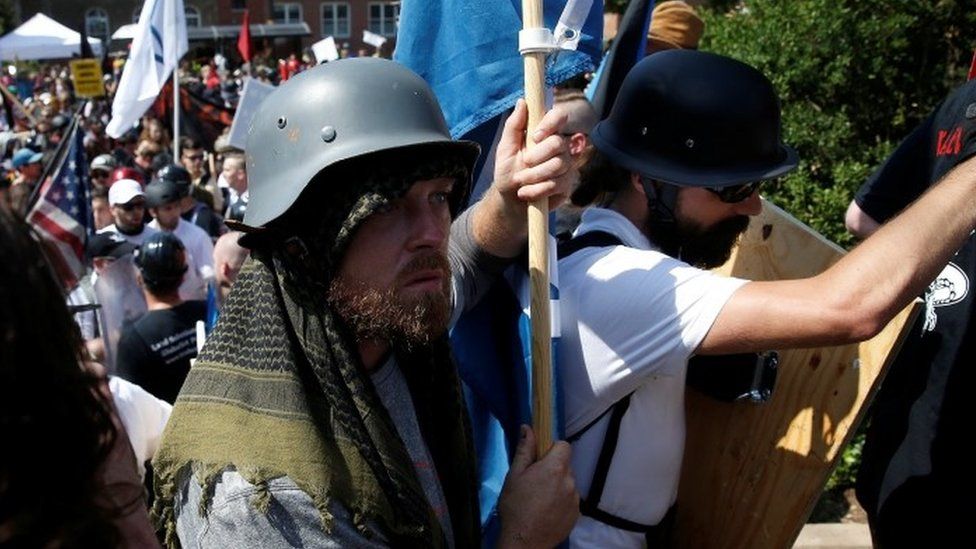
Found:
[154,58,579,548]
[557,49,976,547]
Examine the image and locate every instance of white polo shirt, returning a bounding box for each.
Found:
[557,207,747,548]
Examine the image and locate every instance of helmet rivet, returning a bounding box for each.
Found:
[320,125,337,143]
[685,138,695,148]
[277,116,287,129]
[640,126,648,136]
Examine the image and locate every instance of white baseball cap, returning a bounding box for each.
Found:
[108,179,145,206]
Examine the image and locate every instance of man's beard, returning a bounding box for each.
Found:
[650,215,750,269]
[117,221,144,235]
[328,251,452,349]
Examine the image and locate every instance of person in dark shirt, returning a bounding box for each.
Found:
[178,136,220,211]
[156,163,225,240]
[116,232,205,403]
[845,79,976,548]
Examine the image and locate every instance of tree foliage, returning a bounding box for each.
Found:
[0,0,13,36]
[700,0,976,247]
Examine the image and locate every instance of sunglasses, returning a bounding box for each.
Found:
[90,171,109,179]
[706,181,762,203]
[184,154,204,161]
[118,201,145,212]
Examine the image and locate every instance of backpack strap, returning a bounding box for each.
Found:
[556,230,624,260]
[559,231,666,533]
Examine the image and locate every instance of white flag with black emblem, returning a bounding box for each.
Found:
[107,0,188,137]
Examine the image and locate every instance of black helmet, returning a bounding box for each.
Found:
[241,58,479,229]
[156,163,192,198]
[590,50,798,188]
[157,163,191,184]
[135,232,187,286]
[50,114,69,131]
[144,178,183,208]
[151,152,176,174]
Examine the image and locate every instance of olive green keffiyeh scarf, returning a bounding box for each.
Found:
[151,149,479,548]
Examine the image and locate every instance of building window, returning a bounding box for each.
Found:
[85,8,110,42]
[185,6,202,27]
[231,0,246,10]
[368,2,399,37]
[273,3,303,24]
[321,3,350,38]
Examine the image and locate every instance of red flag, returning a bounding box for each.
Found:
[237,10,253,62]
[152,81,236,150]
[969,49,976,81]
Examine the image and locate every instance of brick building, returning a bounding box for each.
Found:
[8,0,400,61]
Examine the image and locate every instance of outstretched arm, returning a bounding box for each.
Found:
[701,154,976,354]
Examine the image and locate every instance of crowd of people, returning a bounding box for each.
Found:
[0,2,969,548]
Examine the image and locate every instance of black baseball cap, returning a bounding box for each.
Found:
[86,232,137,261]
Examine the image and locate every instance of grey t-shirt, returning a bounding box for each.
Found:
[175,358,455,548]
[370,356,455,547]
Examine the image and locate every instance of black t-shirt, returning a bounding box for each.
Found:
[116,300,207,403]
[181,201,224,239]
[853,80,976,536]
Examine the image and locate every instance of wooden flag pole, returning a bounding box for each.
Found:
[522,0,554,455]
[173,69,181,159]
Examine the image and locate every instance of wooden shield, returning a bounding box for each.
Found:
[672,199,921,548]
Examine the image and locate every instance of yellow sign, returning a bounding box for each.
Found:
[69,59,105,98]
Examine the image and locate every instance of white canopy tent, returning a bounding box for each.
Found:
[111,24,137,41]
[0,13,103,61]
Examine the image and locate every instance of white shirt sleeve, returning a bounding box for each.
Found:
[108,376,173,480]
[193,231,215,279]
[571,246,747,398]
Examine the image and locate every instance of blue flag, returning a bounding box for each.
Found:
[395,0,601,540]
[451,239,563,539]
[205,279,219,333]
[395,0,603,139]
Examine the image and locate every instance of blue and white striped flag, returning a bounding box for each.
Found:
[586,0,655,118]
[395,0,602,539]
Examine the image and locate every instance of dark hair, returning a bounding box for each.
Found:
[0,209,123,547]
[179,136,204,152]
[142,272,184,296]
[571,148,632,207]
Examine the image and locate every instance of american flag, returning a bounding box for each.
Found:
[26,120,92,290]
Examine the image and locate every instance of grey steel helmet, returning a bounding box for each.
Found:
[241,57,479,229]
